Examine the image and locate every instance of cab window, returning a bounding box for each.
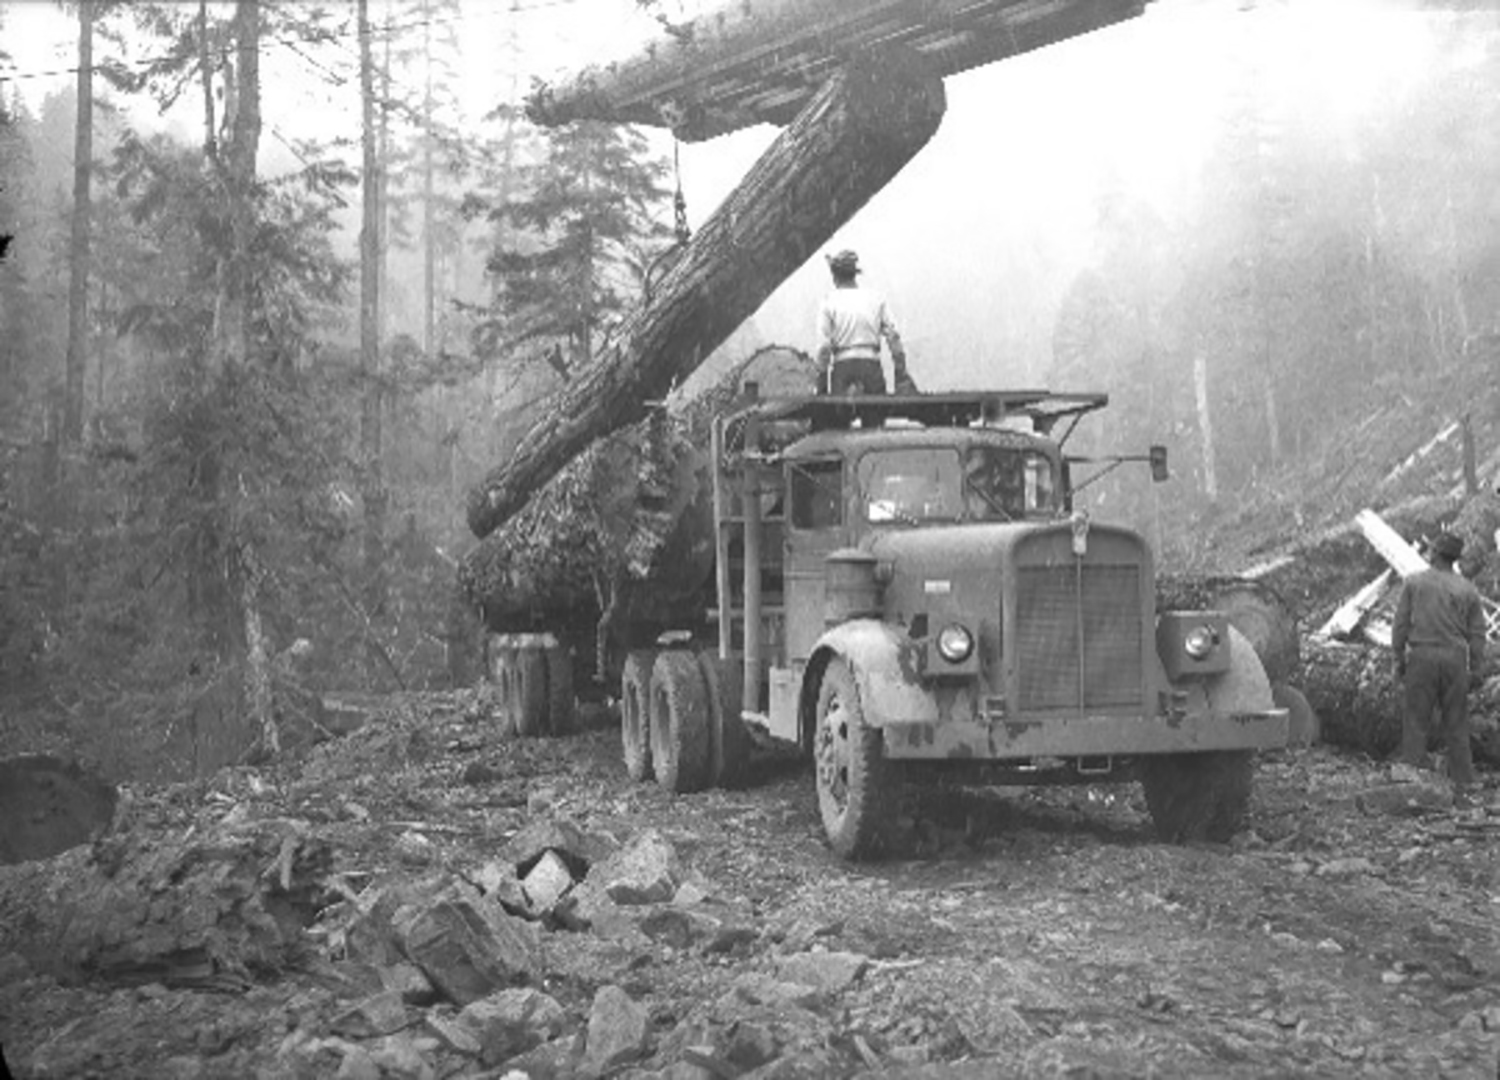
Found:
[789,460,843,530]
[963,445,1055,520]
[858,449,962,525]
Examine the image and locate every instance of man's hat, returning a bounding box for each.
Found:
[1433,531,1465,560]
[826,249,861,274]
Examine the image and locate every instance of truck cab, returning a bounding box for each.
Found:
[625,389,1287,859]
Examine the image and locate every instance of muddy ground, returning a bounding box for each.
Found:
[2,691,1499,1079]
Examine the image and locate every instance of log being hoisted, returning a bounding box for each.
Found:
[528,0,1145,141]
[465,47,944,539]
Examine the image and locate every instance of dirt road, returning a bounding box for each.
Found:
[2,692,1498,1078]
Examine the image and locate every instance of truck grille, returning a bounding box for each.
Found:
[1015,564,1143,710]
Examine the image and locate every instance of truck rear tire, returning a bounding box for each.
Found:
[815,657,890,860]
[546,645,575,736]
[622,650,656,781]
[698,652,748,789]
[651,650,711,793]
[1139,750,1253,843]
[515,646,548,737]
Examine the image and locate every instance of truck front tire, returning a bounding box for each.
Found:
[815,657,890,860]
[651,650,711,793]
[622,650,655,781]
[1139,750,1253,842]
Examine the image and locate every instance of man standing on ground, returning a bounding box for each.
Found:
[1392,530,1487,801]
[815,249,916,396]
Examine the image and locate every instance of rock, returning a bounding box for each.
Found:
[1355,782,1454,816]
[639,906,721,949]
[393,880,543,1005]
[584,984,651,1076]
[458,986,569,1067]
[672,879,711,906]
[331,989,412,1038]
[587,829,680,905]
[367,1032,437,1079]
[703,924,760,956]
[425,1011,482,1055]
[500,817,615,877]
[724,1022,782,1072]
[522,850,578,914]
[503,1032,586,1079]
[379,961,439,1006]
[774,950,869,993]
[724,972,822,1009]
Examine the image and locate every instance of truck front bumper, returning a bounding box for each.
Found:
[881,707,1289,760]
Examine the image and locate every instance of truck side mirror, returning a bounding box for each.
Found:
[1149,445,1169,483]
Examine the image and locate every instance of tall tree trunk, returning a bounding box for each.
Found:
[1194,353,1218,504]
[422,0,436,360]
[358,0,387,681]
[63,0,92,445]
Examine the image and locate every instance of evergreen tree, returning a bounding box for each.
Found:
[477,120,672,379]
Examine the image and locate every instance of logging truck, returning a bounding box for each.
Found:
[488,388,1289,858]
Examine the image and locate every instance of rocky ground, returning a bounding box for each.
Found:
[2,690,1500,1080]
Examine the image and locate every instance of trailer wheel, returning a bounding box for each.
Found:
[651,650,711,793]
[1139,750,1253,842]
[495,649,518,736]
[698,652,748,789]
[514,646,548,737]
[815,657,890,860]
[545,645,575,736]
[621,650,656,781]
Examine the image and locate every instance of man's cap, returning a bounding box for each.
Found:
[1432,531,1465,560]
[826,249,861,274]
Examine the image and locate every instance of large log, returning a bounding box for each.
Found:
[465,47,945,540]
[527,0,1144,141]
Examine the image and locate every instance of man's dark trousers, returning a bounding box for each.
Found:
[1402,644,1475,786]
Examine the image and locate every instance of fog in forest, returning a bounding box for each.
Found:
[2,0,1498,776]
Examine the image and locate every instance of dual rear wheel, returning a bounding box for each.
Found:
[490,640,574,737]
[620,649,749,793]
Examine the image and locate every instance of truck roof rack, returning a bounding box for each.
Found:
[730,390,1109,437]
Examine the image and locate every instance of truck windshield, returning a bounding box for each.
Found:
[962,445,1054,520]
[859,449,963,524]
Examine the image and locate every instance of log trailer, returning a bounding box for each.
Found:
[489,389,1288,858]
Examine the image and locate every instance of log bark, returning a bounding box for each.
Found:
[465,47,945,540]
[528,0,1143,141]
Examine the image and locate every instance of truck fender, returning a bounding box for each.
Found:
[1205,624,1277,715]
[801,619,939,747]
[1166,624,1282,729]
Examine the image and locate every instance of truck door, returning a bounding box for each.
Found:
[784,457,846,663]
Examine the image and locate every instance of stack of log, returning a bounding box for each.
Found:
[1300,503,1500,760]
[457,347,818,635]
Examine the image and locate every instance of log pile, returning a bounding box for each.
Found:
[1298,504,1500,760]
[458,348,818,634]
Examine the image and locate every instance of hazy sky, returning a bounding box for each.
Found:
[0,0,1447,385]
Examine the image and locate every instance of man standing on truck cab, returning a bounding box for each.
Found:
[1392,530,1487,803]
[815,249,916,396]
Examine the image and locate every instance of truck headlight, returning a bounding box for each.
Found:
[1183,625,1219,660]
[936,624,974,663]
